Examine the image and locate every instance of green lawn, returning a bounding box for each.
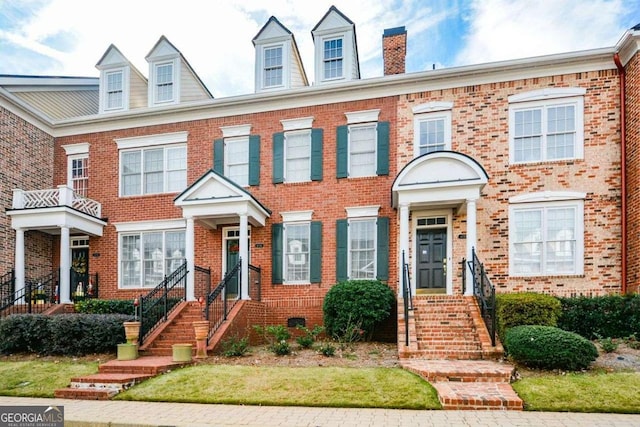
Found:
[116,365,441,409]
[0,360,99,397]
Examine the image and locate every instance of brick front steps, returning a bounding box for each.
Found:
[54,356,191,400]
[398,295,523,410]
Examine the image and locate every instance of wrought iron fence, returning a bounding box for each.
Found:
[0,271,58,317]
[138,262,188,345]
[0,270,15,312]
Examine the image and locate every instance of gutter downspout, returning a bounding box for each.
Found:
[614,53,627,294]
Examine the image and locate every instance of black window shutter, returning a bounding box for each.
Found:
[273,132,284,184]
[213,139,224,174]
[310,221,322,283]
[336,219,348,282]
[249,135,260,186]
[271,223,283,284]
[336,125,348,178]
[376,121,390,176]
[376,216,389,280]
[310,128,323,181]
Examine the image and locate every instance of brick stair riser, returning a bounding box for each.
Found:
[400,350,485,360]
[54,389,116,400]
[98,366,171,375]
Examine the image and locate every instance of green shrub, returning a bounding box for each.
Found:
[323,280,395,341]
[598,336,619,353]
[254,325,292,356]
[221,335,250,357]
[557,294,640,339]
[318,342,336,357]
[0,313,130,356]
[295,325,324,349]
[505,325,598,371]
[74,299,136,315]
[496,292,561,342]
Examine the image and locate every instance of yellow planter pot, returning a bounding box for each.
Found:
[123,321,141,345]
[172,344,193,362]
[193,321,209,341]
[117,343,138,361]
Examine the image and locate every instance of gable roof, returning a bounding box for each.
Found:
[311,5,361,80]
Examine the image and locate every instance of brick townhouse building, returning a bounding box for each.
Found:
[1,7,639,355]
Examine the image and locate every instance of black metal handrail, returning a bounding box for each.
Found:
[464,247,497,346]
[0,271,57,317]
[204,259,242,344]
[138,261,188,345]
[402,251,413,346]
[0,270,15,312]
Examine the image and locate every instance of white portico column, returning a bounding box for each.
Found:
[465,198,478,296]
[59,226,71,303]
[398,203,410,297]
[185,216,195,301]
[239,213,250,300]
[14,227,25,303]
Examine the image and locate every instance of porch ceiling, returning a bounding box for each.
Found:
[392,151,489,210]
[174,169,271,228]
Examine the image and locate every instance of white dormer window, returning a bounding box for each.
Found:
[106,70,123,110]
[264,45,283,88]
[323,37,343,80]
[154,62,174,103]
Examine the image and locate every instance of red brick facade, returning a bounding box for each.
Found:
[0,107,54,277]
[625,52,640,293]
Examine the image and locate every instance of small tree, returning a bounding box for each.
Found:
[323,280,395,341]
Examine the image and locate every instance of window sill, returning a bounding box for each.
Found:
[509,274,585,279]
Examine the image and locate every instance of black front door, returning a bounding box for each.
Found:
[70,247,89,300]
[416,228,446,290]
[225,239,240,298]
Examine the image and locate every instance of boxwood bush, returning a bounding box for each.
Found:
[74,299,136,315]
[0,313,131,356]
[505,325,598,371]
[323,280,396,341]
[496,292,561,342]
[557,294,640,339]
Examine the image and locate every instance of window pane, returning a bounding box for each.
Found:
[350,220,375,279]
[546,105,575,160]
[284,223,310,282]
[165,231,186,274]
[72,157,89,197]
[419,118,445,154]
[166,147,187,192]
[513,210,542,274]
[285,132,310,182]
[121,151,141,195]
[143,232,163,286]
[106,71,123,109]
[264,46,283,87]
[144,149,164,193]
[545,208,576,273]
[225,138,249,186]
[323,38,343,79]
[349,125,376,177]
[121,235,141,287]
[156,63,173,102]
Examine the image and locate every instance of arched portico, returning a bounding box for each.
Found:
[392,151,488,296]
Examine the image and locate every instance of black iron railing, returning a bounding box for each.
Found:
[138,262,188,345]
[402,251,413,346]
[463,247,497,346]
[0,270,15,312]
[0,271,58,317]
[203,259,242,345]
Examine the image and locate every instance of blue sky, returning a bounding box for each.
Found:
[1,0,638,98]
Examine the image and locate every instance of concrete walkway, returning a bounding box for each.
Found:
[1,397,639,426]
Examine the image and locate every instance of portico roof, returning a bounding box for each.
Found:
[174,169,271,228]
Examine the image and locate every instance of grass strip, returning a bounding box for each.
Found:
[116,365,441,409]
[0,360,99,397]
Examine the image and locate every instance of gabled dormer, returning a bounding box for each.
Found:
[95,44,147,113]
[252,16,308,93]
[145,36,212,107]
[311,6,360,85]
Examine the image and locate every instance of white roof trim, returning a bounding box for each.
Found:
[509,191,587,204]
[412,101,453,114]
[345,109,380,124]
[114,219,186,232]
[281,210,313,222]
[115,131,188,149]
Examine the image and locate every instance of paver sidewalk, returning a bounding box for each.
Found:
[1,396,639,426]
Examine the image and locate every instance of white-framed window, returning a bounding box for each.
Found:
[225,136,249,186]
[348,218,376,279]
[509,88,585,163]
[71,156,89,197]
[105,70,123,110]
[264,45,283,88]
[119,228,185,288]
[509,192,584,276]
[285,130,311,183]
[323,37,343,80]
[412,102,453,157]
[284,222,310,283]
[349,124,377,177]
[154,62,174,103]
[120,145,186,196]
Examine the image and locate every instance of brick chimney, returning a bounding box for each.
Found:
[383,26,407,75]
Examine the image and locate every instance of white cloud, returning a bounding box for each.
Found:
[455,0,629,66]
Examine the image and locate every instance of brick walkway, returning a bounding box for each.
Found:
[1,397,639,426]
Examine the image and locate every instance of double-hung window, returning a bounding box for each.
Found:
[323,37,343,80]
[272,211,322,285]
[285,130,311,183]
[348,218,376,279]
[71,156,89,197]
[412,102,453,157]
[284,222,310,283]
[106,70,123,110]
[509,88,585,163]
[264,45,283,88]
[155,62,174,103]
[225,137,249,186]
[120,228,185,288]
[509,192,585,276]
[273,117,323,184]
[214,125,260,187]
[348,125,377,177]
[337,110,389,178]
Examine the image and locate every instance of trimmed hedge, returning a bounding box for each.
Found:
[0,313,132,356]
[557,294,640,339]
[323,280,396,341]
[74,299,136,315]
[505,325,598,371]
[495,292,561,342]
